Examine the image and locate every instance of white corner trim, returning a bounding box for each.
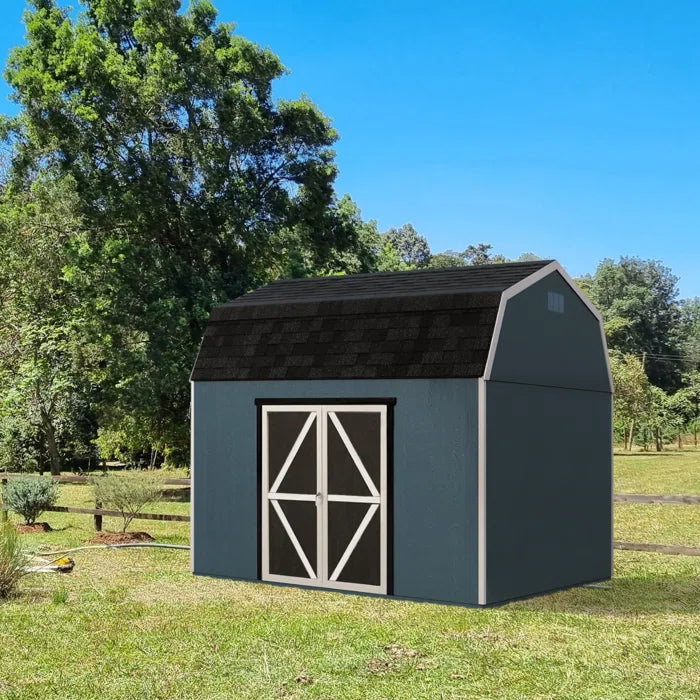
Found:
[482,261,613,393]
[189,381,195,574]
[610,392,615,579]
[477,377,487,605]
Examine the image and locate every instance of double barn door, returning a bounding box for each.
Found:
[261,404,387,594]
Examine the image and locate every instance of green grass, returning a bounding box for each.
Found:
[614,447,700,495]
[0,545,697,698]
[0,459,698,698]
[615,503,700,547]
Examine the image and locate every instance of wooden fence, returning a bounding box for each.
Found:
[1,473,698,554]
[0,472,190,530]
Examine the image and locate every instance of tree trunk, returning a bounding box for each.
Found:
[627,418,636,451]
[40,409,61,475]
[655,428,662,452]
[678,429,682,450]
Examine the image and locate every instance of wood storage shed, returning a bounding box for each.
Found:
[190,260,613,606]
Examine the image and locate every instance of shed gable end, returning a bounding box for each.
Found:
[487,270,611,393]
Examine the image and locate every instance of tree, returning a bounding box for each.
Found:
[586,258,682,390]
[461,243,506,266]
[678,298,700,370]
[274,195,381,278]
[426,250,468,269]
[382,224,431,268]
[2,0,370,464]
[682,370,700,447]
[0,178,93,474]
[610,352,652,451]
[426,243,511,269]
[666,388,694,449]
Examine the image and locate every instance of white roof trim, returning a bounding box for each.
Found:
[482,261,613,392]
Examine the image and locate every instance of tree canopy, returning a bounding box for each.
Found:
[0,0,376,470]
[583,257,683,390]
[0,1,697,468]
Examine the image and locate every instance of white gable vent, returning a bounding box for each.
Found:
[547,291,564,313]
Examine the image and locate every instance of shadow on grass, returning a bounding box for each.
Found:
[512,570,700,617]
[614,451,685,457]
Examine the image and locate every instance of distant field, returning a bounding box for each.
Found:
[614,447,700,495]
[0,455,698,698]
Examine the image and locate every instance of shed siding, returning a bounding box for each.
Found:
[192,378,479,605]
[485,381,612,604]
[489,271,610,393]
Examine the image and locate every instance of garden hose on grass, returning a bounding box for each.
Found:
[24,543,190,572]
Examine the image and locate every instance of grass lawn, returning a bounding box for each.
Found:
[614,446,700,494]
[0,456,698,698]
[615,503,700,548]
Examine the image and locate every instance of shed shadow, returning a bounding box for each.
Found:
[509,569,700,617]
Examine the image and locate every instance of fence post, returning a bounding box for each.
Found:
[94,497,102,532]
[1,477,7,523]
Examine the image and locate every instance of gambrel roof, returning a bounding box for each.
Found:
[191,260,566,382]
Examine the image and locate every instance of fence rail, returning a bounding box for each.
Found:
[43,505,190,523]
[614,493,700,505]
[0,472,189,530]
[0,472,190,486]
[613,541,700,556]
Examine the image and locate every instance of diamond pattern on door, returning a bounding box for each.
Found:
[262,404,387,594]
[327,412,380,497]
[268,500,317,579]
[263,409,320,583]
[327,501,381,586]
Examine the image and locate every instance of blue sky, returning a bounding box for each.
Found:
[1,1,698,297]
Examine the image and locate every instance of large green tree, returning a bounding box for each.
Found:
[583,257,682,390]
[678,297,700,369]
[0,177,95,473]
[1,0,372,465]
[382,224,431,268]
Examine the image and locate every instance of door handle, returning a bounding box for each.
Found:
[316,492,322,505]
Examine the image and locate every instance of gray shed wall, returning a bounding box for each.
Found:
[484,270,612,603]
[490,270,611,393]
[192,378,479,605]
[484,381,612,603]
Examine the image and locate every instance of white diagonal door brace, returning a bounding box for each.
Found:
[328,412,379,497]
[329,503,379,582]
[270,499,316,579]
[269,412,316,494]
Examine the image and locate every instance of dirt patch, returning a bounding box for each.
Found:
[384,643,424,659]
[366,659,392,675]
[277,670,314,696]
[15,522,53,533]
[89,531,155,545]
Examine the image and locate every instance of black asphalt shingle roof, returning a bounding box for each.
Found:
[191,260,553,381]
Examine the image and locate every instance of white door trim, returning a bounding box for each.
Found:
[268,412,316,494]
[261,403,388,595]
[261,405,322,587]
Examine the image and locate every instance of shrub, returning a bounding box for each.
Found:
[93,472,164,532]
[5,477,59,525]
[0,522,28,598]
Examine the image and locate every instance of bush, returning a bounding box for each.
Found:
[0,522,28,598]
[4,477,59,525]
[93,472,164,532]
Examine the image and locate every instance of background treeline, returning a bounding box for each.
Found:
[0,1,697,474]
